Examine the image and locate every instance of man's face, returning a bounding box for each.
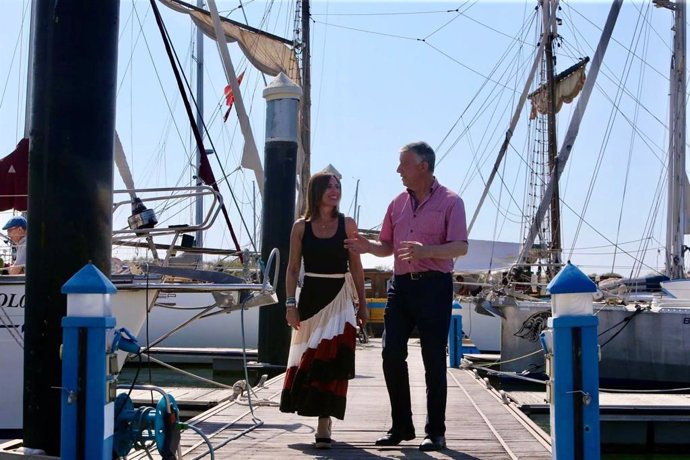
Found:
[6,226,26,244]
[396,149,426,189]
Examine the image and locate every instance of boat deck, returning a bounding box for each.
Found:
[127,339,551,459]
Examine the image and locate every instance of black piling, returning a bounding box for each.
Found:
[23,1,120,454]
[258,74,302,367]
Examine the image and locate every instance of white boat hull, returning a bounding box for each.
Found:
[456,298,501,353]
[498,299,690,386]
[0,279,155,434]
[138,291,259,351]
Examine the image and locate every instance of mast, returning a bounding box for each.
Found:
[353,179,360,224]
[542,0,562,274]
[297,0,311,215]
[661,0,687,278]
[24,0,37,138]
[516,0,623,266]
[194,0,204,250]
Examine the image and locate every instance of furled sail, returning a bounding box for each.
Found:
[160,0,304,197]
[0,138,29,212]
[160,0,301,85]
[528,57,589,120]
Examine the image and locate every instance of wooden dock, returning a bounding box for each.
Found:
[127,339,552,459]
[508,390,690,452]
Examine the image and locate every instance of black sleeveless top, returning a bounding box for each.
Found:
[298,214,349,320]
[302,213,349,274]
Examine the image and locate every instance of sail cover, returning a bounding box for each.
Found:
[160,0,301,85]
[529,58,589,120]
[0,138,29,212]
[453,239,521,273]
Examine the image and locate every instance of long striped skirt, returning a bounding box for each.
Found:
[279,274,357,419]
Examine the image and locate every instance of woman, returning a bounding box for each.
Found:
[279,172,368,449]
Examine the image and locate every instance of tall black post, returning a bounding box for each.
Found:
[258,73,302,366]
[24,1,120,454]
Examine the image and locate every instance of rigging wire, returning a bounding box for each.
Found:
[561,2,665,277]
[128,3,193,189]
[568,5,647,263]
[422,0,476,42]
[563,0,668,81]
[436,8,539,162]
[0,0,30,140]
[612,5,654,276]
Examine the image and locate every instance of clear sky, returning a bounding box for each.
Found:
[0,0,683,276]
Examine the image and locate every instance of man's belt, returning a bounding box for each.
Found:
[398,271,449,281]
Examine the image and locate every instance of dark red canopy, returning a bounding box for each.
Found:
[0,138,29,212]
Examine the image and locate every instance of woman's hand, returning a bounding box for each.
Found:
[356,299,369,327]
[286,308,300,330]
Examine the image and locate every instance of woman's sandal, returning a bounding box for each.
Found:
[314,437,332,449]
[314,417,332,449]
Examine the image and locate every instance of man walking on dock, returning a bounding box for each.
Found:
[345,141,468,451]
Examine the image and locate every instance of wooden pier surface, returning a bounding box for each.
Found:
[129,339,552,459]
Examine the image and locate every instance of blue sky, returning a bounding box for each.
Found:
[0,1,682,275]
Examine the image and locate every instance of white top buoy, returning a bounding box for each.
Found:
[547,261,596,316]
[263,72,303,102]
[62,263,116,317]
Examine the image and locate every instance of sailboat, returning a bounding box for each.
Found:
[0,0,302,436]
[461,0,690,387]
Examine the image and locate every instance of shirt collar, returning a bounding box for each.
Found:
[407,178,438,209]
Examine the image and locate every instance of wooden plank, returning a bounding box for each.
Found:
[125,339,551,459]
[117,387,236,408]
[509,390,690,411]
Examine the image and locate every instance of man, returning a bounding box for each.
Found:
[345,141,468,451]
[2,215,27,275]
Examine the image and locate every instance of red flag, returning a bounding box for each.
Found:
[223,71,245,122]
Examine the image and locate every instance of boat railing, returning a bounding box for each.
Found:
[111,185,231,264]
[112,185,222,239]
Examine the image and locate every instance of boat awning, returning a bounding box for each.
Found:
[454,239,521,273]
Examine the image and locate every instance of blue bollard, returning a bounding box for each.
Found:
[546,262,601,460]
[60,263,118,460]
[550,315,600,460]
[448,301,463,367]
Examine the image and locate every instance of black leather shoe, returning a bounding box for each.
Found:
[375,430,416,446]
[419,435,446,451]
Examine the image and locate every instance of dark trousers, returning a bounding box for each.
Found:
[381,273,453,437]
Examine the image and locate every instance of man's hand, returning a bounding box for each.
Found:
[398,241,426,261]
[344,232,371,254]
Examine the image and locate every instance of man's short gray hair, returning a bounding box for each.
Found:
[401,141,435,173]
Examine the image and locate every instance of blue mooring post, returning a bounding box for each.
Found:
[60,263,118,460]
[545,262,600,460]
[448,300,463,367]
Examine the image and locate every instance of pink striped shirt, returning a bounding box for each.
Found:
[379,179,468,275]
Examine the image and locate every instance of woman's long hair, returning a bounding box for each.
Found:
[304,172,340,220]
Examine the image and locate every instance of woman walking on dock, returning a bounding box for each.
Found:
[279,172,368,449]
